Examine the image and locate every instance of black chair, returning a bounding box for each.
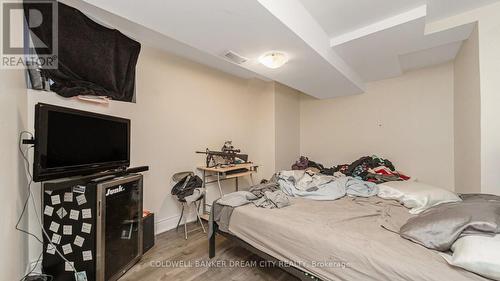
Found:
[171,172,206,239]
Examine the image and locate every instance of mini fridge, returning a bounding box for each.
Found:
[42,173,143,281]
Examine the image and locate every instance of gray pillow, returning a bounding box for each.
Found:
[400,200,500,251]
[460,193,500,202]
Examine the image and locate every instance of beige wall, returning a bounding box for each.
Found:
[26,46,300,243]
[426,2,500,195]
[477,5,500,195]
[300,63,455,190]
[0,67,29,277]
[454,25,481,194]
[275,83,302,171]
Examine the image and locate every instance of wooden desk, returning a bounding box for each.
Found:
[198,163,258,217]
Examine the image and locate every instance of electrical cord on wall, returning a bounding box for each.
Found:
[17,131,77,281]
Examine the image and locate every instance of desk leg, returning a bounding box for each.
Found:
[235,177,239,191]
[202,170,206,215]
[217,173,224,198]
[250,173,255,186]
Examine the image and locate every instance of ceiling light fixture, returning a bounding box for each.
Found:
[259,51,289,69]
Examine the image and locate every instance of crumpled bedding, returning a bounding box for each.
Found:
[400,200,500,251]
[253,190,290,209]
[227,196,488,281]
[278,170,378,200]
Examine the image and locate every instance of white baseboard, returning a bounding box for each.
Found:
[155,211,198,235]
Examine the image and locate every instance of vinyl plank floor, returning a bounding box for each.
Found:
[120,222,298,281]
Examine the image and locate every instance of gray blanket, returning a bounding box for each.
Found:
[400,200,500,251]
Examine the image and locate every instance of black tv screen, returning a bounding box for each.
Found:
[34,103,130,182]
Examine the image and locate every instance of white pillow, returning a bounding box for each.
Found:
[441,235,500,280]
[377,181,461,214]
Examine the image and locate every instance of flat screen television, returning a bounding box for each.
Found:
[33,103,130,182]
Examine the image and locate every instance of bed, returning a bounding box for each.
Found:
[209,196,489,281]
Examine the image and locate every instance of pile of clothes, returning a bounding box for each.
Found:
[292,155,410,184]
[278,170,378,201]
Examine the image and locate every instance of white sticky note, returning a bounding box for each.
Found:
[65,261,74,272]
[51,195,61,205]
[75,271,87,281]
[73,185,86,194]
[46,244,56,255]
[45,190,53,195]
[52,233,61,245]
[62,243,73,255]
[63,225,72,235]
[69,210,79,221]
[82,250,93,261]
[64,192,73,202]
[49,221,60,233]
[82,208,92,219]
[44,206,54,216]
[57,207,68,219]
[74,235,84,247]
[76,194,87,206]
[81,223,92,234]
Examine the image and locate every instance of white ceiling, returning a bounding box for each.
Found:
[67,0,499,98]
[332,13,475,81]
[299,0,499,37]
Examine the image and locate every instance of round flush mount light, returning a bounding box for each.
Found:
[258,51,289,69]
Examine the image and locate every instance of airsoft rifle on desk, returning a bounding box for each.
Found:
[196,141,249,168]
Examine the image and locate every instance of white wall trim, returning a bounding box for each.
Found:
[154,211,198,235]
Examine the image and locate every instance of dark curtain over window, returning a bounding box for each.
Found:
[23,0,141,102]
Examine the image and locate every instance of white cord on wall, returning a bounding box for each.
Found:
[18,131,78,280]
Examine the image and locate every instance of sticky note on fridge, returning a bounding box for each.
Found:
[76,194,87,206]
[69,210,79,221]
[73,185,86,194]
[74,235,85,247]
[81,223,92,234]
[82,250,92,261]
[75,271,88,281]
[63,225,72,235]
[62,243,73,255]
[49,221,60,233]
[82,208,92,219]
[51,195,61,205]
[52,233,61,245]
[65,261,74,272]
[44,206,54,216]
[64,192,73,202]
[57,207,68,219]
[46,244,56,255]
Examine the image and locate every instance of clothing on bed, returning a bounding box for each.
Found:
[278,170,346,200]
[248,181,280,197]
[253,190,290,209]
[217,189,291,210]
[277,170,378,200]
[217,191,257,207]
[209,202,234,237]
[291,155,411,184]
